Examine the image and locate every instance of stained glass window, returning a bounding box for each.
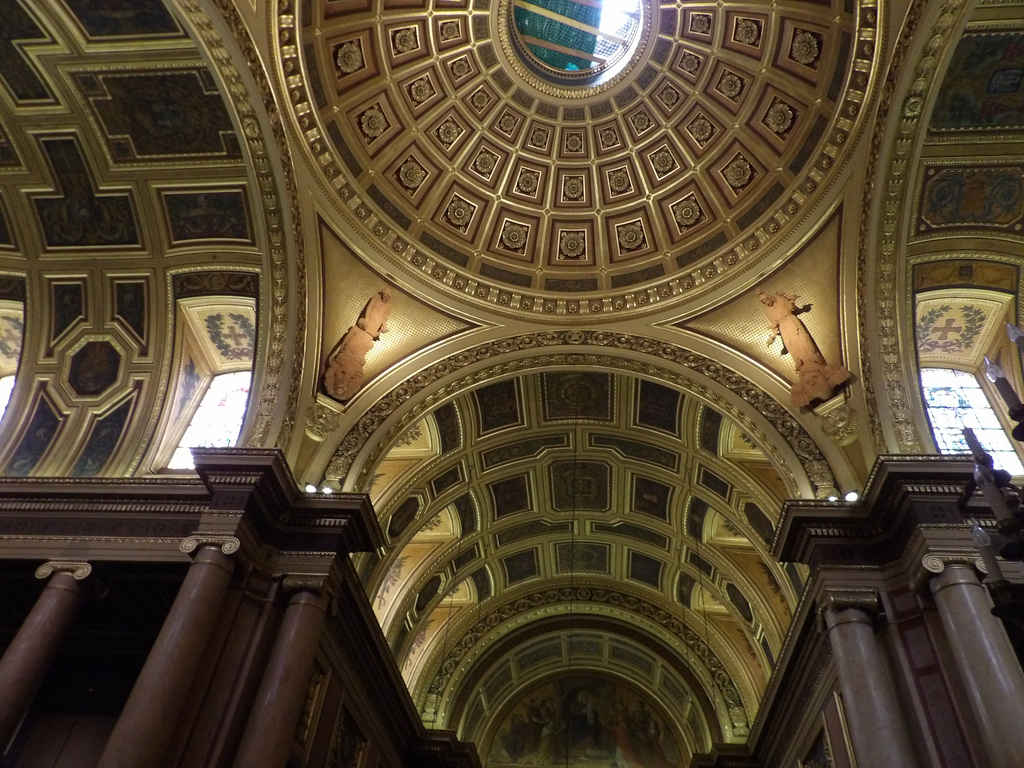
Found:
[0,376,14,425]
[168,370,252,470]
[921,367,1023,475]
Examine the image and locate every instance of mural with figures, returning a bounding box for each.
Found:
[486,675,685,768]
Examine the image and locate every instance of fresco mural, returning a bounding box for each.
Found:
[930,32,1024,131]
[918,165,1024,232]
[486,675,684,768]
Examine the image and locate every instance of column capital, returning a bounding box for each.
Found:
[34,561,91,581]
[911,550,984,592]
[180,535,240,556]
[281,574,327,595]
[819,588,879,617]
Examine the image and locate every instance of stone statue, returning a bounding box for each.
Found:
[323,290,392,401]
[759,290,850,408]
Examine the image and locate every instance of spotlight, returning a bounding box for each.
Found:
[304,484,317,493]
[845,490,860,502]
[321,486,334,494]
[827,495,838,501]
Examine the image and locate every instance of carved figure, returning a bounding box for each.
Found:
[759,290,850,408]
[357,289,391,338]
[323,289,393,401]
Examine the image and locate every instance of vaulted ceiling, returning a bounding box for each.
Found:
[2,0,1023,764]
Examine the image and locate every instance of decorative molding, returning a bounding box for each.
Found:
[177,0,306,451]
[306,401,341,439]
[424,585,750,729]
[858,0,967,452]
[326,332,835,496]
[35,560,92,580]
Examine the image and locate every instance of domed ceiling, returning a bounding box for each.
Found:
[285,0,878,317]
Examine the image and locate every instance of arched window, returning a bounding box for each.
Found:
[921,367,1024,475]
[147,282,257,472]
[915,288,1024,476]
[167,370,252,470]
[0,300,25,427]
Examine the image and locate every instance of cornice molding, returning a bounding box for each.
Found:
[326,331,835,497]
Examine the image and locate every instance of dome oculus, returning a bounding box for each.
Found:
[511,0,644,84]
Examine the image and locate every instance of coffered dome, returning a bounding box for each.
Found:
[285,0,877,318]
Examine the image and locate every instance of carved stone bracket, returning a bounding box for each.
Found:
[180,535,241,556]
[34,560,92,581]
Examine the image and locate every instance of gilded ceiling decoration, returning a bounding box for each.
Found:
[283,0,878,317]
[860,0,1024,454]
[0,0,285,476]
[363,371,800,753]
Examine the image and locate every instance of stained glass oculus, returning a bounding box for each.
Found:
[511,0,643,82]
[921,367,1023,475]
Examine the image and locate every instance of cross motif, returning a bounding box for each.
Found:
[220,323,249,348]
[931,317,963,341]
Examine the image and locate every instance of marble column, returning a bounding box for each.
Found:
[0,562,90,746]
[98,539,237,768]
[821,589,919,768]
[928,562,1024,768]
[232,582,329,768]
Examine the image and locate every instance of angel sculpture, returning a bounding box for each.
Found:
[759,290,850,408]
